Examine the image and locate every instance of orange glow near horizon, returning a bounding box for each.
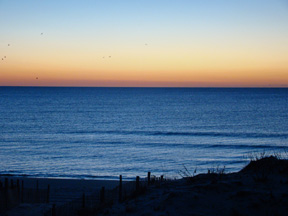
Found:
[1,67,288,87]
[1,1,287,87]
[1,49,287,87]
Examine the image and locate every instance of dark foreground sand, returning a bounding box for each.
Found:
[98,156,288,216]
[0,177,120,216]
[1,156,288,216]
[0,177,120,202]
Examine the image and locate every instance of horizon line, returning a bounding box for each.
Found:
[1,86,287,89]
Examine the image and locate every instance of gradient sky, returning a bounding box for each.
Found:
[0,0,287,87]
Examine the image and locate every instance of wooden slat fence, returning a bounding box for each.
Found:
[0,178,49,213]
[1,173,165,216]
[46,174,161,216]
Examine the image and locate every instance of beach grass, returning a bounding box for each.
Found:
[1,155,288,215]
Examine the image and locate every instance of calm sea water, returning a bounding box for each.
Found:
[0,87,287,180]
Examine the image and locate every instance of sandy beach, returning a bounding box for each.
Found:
[0,177,121,216]
[98,156,288,216]
[0,177,120,202]
[1,156,288,216]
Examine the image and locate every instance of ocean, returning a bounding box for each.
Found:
[0,87,287,180]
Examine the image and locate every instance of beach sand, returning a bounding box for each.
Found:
[1,156,288,216]
[99,156,288,216]
[0,177,120,216]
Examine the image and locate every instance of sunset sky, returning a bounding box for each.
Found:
[0,0,287,87]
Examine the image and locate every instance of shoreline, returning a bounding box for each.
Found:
[1,156,288,215]
[0,174,135,181]
[0,176,122,189]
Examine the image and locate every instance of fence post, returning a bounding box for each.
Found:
[100,187,105,203]
[17,179,20,202]
[52,204,56,216]
[10,179,14,189]
[36,180,39,203]
[119,175,122,202]
[148,172,151,186]
[5,178,8,189]
[4,178,8,209]
[82,193,85,209]
[136,176,140,194]
[21,180,24,203]
[46,184,50,203]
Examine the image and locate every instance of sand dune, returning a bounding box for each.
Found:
[1,156,288,216]
[99,156,288,216]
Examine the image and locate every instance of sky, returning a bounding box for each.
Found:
[0,0,287,87]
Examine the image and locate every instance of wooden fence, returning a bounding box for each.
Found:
[0,178,49,213]
[0,173,164,216]
[47,173,164,216]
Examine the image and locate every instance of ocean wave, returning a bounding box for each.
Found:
[206,144,288,150]
[139,142,288,150]
[68,130,288,139]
